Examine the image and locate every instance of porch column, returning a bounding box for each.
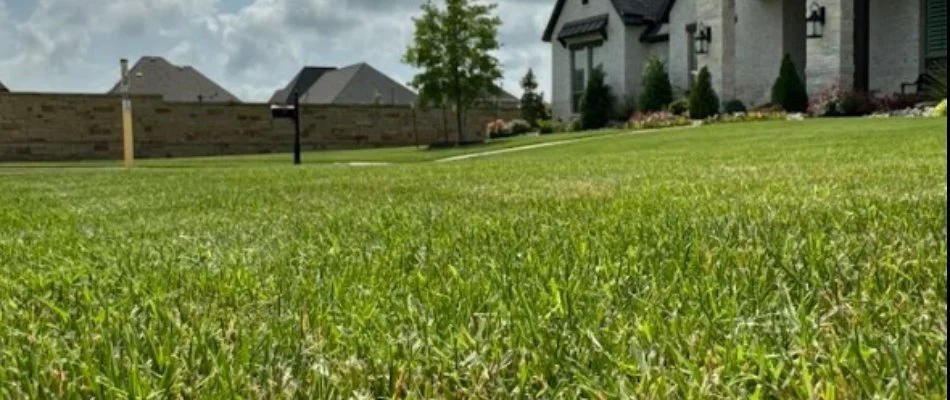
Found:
[697,0,736,103]
[805,0,856,96]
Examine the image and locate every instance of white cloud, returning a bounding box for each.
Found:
[0,0,554,101]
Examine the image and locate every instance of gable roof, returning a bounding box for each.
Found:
[0,80,8,92]
[479,85,519,104]
[300,63,417,106]
[269,66,337,105]
[542,0,674,42]
[107,56,240,103]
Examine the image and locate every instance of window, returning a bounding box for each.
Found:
[569,42,603,113]
[925,0,947,66]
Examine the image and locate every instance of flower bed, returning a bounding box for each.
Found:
[627,111,692,130]
[704,111,789,124]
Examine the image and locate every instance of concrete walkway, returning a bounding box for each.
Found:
[435,125,695,163]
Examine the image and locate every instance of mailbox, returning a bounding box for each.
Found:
[269,91,302,165]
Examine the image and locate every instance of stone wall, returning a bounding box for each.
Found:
[869,0,922,94]
[0,92,519,161]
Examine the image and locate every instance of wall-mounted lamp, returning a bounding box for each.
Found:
[806,2,826,39]
[695,23,711,55]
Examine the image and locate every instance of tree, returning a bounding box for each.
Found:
[771,54,809,112]
[404,0,503,145]
[580,66,615,130]
[639,56,674,112]
[689,67,720,119]
[520,68,547,127]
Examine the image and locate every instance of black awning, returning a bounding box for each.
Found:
[557,14,609,44]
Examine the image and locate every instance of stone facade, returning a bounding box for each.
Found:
[548,0,937,118]
[551,0,631,118]
[0,92,519,161]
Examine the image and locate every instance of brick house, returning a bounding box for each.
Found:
[543,0,948,118]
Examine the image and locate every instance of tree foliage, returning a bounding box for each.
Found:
[689,67,720,119]
[580,66,615,130]
[404,0,503,144]
[520,68,548,127]
[639,56,674,112]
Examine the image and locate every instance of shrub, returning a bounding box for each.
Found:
[923,61,947,101]
[627,111,692,130]
[771,54,809,112]
[933,99,947,117]
[565,117,583,133]
[874,93,923,112]
[485,119,510,138]
[617,93,638,120]
[723,99,747,114]
[537,119,561,134]
[639,56,674,112]
[580,66,615,130]
[809,85,875,117]
[506,119,533,135]
[667,98,689,116]
[689,67,720,119]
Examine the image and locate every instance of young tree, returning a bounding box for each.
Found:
[520,68,547,127]
[639,56,674,112]
[404,0,503,144]
[771,54,809,112]
[580,66,615,130]
[689,67,720,119]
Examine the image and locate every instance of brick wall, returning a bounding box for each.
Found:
[0,92,519,161]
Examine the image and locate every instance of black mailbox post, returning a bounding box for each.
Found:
[270,91,302,165]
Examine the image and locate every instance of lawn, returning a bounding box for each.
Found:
[0,118,945,398]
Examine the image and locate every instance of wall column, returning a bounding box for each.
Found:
[805,0,856,96]
[697,0,736,104]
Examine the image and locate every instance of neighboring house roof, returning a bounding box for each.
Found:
[107,56,240,103]
[269,66,337,105]
[542,0,674,42]
[300,63,417,105]
[0,80,8,92]
[479,85,520,104]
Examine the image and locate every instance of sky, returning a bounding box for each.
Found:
[0,0,553,101]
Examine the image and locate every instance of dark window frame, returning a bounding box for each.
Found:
[569,40,604,113]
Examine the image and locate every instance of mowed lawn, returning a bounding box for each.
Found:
[0,118,945,398]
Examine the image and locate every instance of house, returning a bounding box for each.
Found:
[475,85,521,108]
[543,0,948,118]
[107,56,240,103]
[270,63,416,106]
[0,80,8,93]
[268,66,337,105]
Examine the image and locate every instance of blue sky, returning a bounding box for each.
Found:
[0,0,553,101]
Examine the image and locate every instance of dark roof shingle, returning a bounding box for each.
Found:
[300,63,417,106]
[543,0,674,42]
[0,80,8,92]
[557,14,609,41]
[107,56,240,103]
[269,66,337,104]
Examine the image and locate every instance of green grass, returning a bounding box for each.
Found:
[0,129,613,169]
[0,118,945,398]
